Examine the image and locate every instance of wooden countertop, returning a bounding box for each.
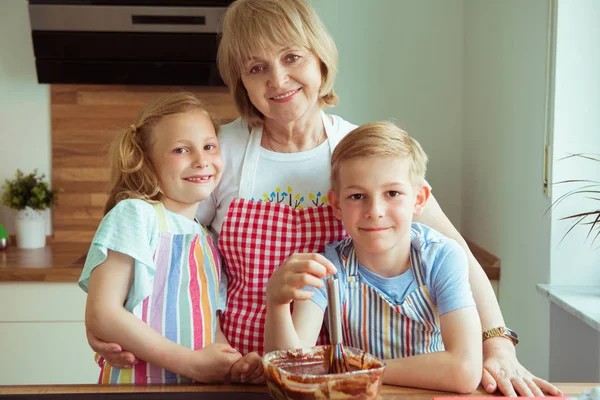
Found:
[0,383,594,398]
[0,242,89,282]
[0,238,500,283]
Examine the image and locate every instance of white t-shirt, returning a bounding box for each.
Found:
[196,112,358,234]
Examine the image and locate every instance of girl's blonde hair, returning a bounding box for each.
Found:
[217,0,339,128]
[331,121,429,190]
[104,92,219,215]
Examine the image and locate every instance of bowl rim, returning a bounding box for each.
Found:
[262,345,386,380]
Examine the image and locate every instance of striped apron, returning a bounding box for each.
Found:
[335,237,444,360]
[97,203,221,384]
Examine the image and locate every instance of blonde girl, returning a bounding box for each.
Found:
[79,92,263,384]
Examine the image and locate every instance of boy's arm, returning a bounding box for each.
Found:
[264,253,335,353]
[86,250,240,380]
[383,306,482,393]
[264,299,324,353]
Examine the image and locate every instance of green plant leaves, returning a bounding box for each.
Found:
[1,169,60,211]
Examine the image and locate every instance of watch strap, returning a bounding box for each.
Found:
[482,326,519,346]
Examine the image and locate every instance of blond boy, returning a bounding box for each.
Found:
[265,121,482,393]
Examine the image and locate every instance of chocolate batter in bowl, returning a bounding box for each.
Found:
[263,345,385,400]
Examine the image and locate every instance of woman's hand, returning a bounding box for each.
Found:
[229,352,265,384]
[482,338,562,397]
[266,253,337,306]
[185,343,242,383]
[87,326,137,369]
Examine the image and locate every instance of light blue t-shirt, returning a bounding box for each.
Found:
[309,223,475,316]
[78,199,226,311]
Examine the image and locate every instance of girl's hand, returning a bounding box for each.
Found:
[186,343,243,383]
[87,328,137,369]
[266,253,337,306]
[229,352,265,384]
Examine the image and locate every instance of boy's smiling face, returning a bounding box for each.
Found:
[329,156,429,257]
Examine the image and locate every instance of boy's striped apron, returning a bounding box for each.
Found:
[97,203,221,384]
[336,237,444,360]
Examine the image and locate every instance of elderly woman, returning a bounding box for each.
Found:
[89,0,560,396]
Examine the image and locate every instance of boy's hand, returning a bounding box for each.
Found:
[266,253,337,306]
[229,352,265,384]
[185,343,243,383]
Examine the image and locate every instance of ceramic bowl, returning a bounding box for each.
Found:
[263,345,385,400]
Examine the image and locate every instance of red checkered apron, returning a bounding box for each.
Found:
[218,112,347,355]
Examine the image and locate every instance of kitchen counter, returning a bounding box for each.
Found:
[0,383,594,399]
[0,239,500,283]
[0,242,89,282]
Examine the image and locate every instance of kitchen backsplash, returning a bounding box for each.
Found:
[51,85,237,243]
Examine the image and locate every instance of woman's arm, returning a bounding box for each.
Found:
[414,194,504,330]
[86,250,241,382]
[414,194,561,397]
[384,307,482,393]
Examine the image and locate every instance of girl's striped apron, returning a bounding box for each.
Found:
[335,237,444,360]
[218,112,347,356]
[97,203,221,384]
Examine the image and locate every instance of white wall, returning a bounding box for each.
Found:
[0,1,465,235]
[547,0,600,382]
[548,303,600,382]
[550,0,600,286]
[462,0,552,378]
[0,0,52,235]
[313,0,464,229]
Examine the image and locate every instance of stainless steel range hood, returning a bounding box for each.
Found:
[28,0,234,85]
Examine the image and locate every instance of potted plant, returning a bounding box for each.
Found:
[1,169,59,249]
[550,153,600,247]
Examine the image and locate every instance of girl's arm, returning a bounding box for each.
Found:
[86,249,240,381]
[383,306,482,393]
[214,316,230,345]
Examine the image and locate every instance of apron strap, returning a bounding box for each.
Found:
[238,111,338,199]
[321,110,343,154]
[153,202,169,233]
[238,123,262,199]
[338,237,360,279]
[410,245,426,287]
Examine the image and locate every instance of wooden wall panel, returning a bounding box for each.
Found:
[51,85,238,243]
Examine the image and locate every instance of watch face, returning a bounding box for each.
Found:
[505,328,518,339]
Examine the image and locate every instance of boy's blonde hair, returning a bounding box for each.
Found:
[104,92,219,215]
[217,0,339,128]
[331,121,429,190]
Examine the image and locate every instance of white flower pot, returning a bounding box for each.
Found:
[15,207,46,249]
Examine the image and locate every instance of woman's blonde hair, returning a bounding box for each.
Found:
[331,121,429,190]
[217,0,339,128]
[104,92,219,215]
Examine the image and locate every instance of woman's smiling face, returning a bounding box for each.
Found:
[241,46,323,125]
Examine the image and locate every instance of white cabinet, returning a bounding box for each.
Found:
[0,283,98,384]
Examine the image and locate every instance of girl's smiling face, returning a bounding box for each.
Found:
[148,109,223,219]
